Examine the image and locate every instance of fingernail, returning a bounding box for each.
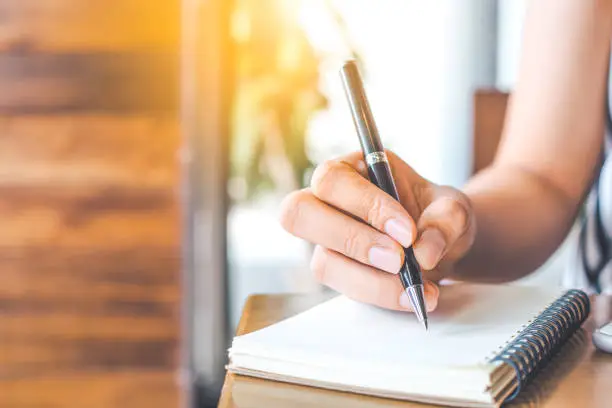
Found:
[426,281,440,311]
[310,246,327,274]
[417,229,446,269]
[399,291,413,310]
[356,160,367,174]
[425,291,438,312]
[400,287,438,312]
[369,247,402,274]
[384,219,413,247]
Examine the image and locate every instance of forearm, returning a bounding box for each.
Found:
[449,0,612,282]
[453,164,587,282]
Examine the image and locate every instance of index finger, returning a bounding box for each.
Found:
[310,155,417,248]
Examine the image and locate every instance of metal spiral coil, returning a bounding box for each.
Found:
[491,289,590,401]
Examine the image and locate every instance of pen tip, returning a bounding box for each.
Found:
[423,318,429,331]
[405,285,429,331]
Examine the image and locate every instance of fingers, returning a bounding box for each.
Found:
[279,189,405,274]
[413,194,474,270]
[310,158,416,248]
[311,246,439,312]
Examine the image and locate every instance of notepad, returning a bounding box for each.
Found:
[227,283,590,407]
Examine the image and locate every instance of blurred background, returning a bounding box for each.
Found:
[0,1,572,408]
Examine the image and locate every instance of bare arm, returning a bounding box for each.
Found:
[456,0,612,281]
[280,0,612,312]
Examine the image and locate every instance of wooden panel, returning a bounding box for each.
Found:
[0,247,178,287]
[0,115,178,187]
[0,245,180,376]
[0,52,178,112]
[3,371,179,408]
[0,186,177,247]
[0,1,180,52]
[0,0,183,406]
[0,205,181,395]
[0,188,181,374]
[473,90,509,174]
[2,327,177,377]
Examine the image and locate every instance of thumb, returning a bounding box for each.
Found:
[412,191,475,271]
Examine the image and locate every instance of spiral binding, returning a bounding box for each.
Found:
[490,289,590,402]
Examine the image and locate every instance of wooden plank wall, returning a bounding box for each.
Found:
[0,1,182,407]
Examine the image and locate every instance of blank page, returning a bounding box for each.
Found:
[230,283,563,369]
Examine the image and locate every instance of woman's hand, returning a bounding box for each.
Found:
[279,150,476,313]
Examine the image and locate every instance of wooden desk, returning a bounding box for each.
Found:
[219,293,612,408]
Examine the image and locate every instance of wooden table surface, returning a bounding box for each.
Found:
[219,292,612,408]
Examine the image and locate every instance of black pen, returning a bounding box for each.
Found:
[340,60,428,330]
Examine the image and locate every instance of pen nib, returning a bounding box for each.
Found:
[423,318,429,331]
[405,285,429,331]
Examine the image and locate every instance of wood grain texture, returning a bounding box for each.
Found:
[0,1,182,406]
[3,371,180,408]
[219,293,612,408]
[0,115,178,186]
[0,0,180,52]
[473,90,509,174]
[0,186,178,247]
[0,52,178,112]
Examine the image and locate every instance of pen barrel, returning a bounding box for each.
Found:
[368,161,423,287]
[340,61,383,155]
[340,60,426,295]
[367,161,400,201]
[401,249,423,286]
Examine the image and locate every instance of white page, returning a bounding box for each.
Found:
[230,283,562,369]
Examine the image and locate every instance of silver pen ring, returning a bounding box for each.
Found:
[365,151,388,166]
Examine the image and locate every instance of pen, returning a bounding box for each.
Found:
[340,60,429,330]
